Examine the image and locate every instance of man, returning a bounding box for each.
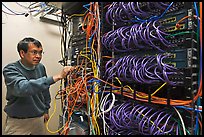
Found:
[3,37,75,135]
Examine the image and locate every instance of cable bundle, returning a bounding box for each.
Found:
[105,2,169,25]
[102,99,178,135]
[104,54,180,85]
[102,20,175,52]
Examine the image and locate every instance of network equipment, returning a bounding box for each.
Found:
[100,2,201,135]
[45,2,202,135]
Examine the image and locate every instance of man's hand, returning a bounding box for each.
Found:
[53,66,75,82]
[44,113,49,123]
[60,66,75,79]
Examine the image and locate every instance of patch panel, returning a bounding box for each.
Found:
[163,23,185,32]
[166,2,185,13]
[57,2,202,135]
[160,16,177,24]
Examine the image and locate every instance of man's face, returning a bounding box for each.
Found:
[20,43,43,67]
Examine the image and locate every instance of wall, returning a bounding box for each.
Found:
[2,2,64,135]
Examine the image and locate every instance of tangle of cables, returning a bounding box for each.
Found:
[104,53,181,85]
[101,99,180,135]
[58,67,91,135]
[105,2,171,25]
[102,20,175,52]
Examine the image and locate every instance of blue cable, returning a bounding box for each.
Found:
[175,106,202,113]
[195,97,200,135]
[83,2,94,13]
[2,2,25,15]
[132,2,174,23]
[193,3,201,134]
[88,79,101,83]
[194,2,202,86]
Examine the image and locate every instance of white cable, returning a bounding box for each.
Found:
[33,5,48,17]
[102,108,106,135]
[99,92,115,135]
[41,7,54,17]
[99,92,115,115]
[99,94,108,135]
[173,106,186,135]
[62,107,67,126]
[101,93,109,135]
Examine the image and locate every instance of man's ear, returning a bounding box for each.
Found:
[19,50,25,59]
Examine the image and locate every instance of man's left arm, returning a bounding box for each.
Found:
[42,88,51,122]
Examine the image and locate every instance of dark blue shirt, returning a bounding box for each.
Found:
[3,60,55,118]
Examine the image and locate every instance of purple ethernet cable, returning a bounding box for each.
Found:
[154,66,165,82]
[176,124,179,135]
[145,63,160,81]
[130,24,146,49]
[160,54,178,71]
[162,121,177,135]
[115,57,124,78]
[147,110,162,134]
[153,113,170,135]
[104,59,116,77]
[137,56,151,83]
[110,105,125,130]
[132,57,143,83]
[154,2,169,10]
[159,54,177,85]
[105,2,117,25]
[136,2,149,18]
[120,103,133,128]
[129,104,141,122]
[138,22,146,42]
[120,27,132,50]
[156,54,173,84]
[136,106,151,132]
[136,106,149,124]
[140,56,156,84]
[147,21,165,52]
[118,103,132,129]
[105,66,116,80]
[128,2,143,18]
[138,63,147,83]
[156,114,173,135]
[120,56,134,82]
[119,2,134,21]
[104,99,179,135]
[152,111,171,135]
[156,26,174,48]
[105,58,115,71]
[143,56,160,82]
[156,53,163,71]
[132,105,146,123]
[143,21,153,45]
[116,6,130,23]
[140,108,154,134]
[150,111,165,134]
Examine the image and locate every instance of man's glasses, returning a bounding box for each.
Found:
[28,50,44,56]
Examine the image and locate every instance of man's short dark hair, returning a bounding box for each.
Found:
[17,37,42,53]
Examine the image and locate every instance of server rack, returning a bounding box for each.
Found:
[56,2,202,135]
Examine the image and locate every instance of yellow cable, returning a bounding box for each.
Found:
[45,92,66,134]
[115,77,122,85]
[68,10,88,19]
[137,109,167,134]
[122,82,167,99]
[150,82,167,96]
